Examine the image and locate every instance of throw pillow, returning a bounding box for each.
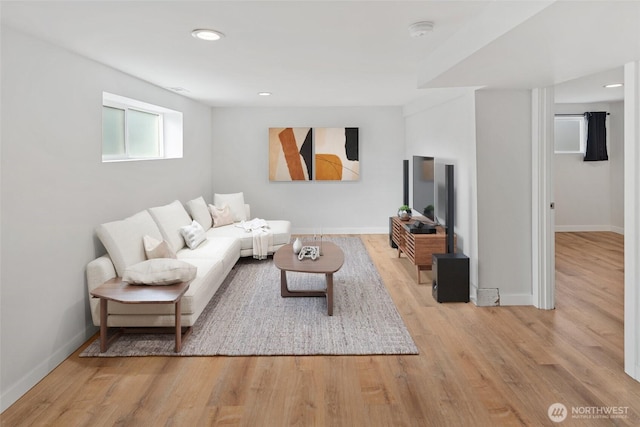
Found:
[185,196,212,231]
[209,204,234,228]
[179,220,207,249]
[213,192,247,222]
[123,259,197,285]
[143,235,177,259]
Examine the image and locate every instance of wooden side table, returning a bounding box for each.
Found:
[90,278,191,352]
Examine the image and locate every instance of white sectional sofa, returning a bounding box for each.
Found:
[86,194,291,328]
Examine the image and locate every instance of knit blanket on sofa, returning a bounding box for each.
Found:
[236,218,273,260]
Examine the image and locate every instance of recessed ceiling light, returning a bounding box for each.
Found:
[604,83,623,88]
[191,29,224,41]
[258,92,272,96]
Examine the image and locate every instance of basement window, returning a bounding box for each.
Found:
[102,92,183,162]
[554,115,585,154]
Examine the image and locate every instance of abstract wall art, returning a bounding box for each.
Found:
[269,127,359,182]
[314,127,359,181]
[269,127,313,181]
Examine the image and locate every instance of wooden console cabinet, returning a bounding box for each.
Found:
[390,216,455,283]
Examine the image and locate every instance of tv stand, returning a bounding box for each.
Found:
[390,216,455,283]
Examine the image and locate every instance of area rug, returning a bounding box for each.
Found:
[80,236,418,357]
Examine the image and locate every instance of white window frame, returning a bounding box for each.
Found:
[554,115,586,154]
[102,92,183,162]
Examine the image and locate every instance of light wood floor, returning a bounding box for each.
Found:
[2,232,639,426]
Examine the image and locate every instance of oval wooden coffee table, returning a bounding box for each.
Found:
[273,241,344,316]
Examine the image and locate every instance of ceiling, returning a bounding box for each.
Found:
[2,1,639,107]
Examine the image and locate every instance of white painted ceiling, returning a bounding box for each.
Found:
[2,1,639,107]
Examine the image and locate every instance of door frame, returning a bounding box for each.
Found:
[533,64,640,382]
[531,87,555,310]
[623,62,640,381]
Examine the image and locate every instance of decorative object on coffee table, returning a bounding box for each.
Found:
[292,237,303,254]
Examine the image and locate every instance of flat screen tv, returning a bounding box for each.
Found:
[412,156,435,220]
[434,162,455,253]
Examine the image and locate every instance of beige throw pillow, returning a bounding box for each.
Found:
[123,259,197,285]
[209,204,234,228]
[213,192,247,222]
[143,235,177,259]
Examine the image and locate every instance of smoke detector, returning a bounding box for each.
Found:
[409,21,434,38]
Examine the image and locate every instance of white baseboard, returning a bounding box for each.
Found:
[498,293,533,306]
[555,225,624,234]
[611,225,624,235]
[1,328,94,413]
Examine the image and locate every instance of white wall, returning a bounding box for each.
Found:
[403,90,479,299]
[0,27,213,412]
[210,107,404,233]
[554,103,624,233]
[475,90,533,305]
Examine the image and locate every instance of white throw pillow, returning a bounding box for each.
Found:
[214,192,247,222]
[143,235,177,259]
[185,196,212,231]
[123,259,197,285]
[209,204,234,228]
[179,220,207,249]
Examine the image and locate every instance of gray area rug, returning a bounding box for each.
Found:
[80,237,418,357]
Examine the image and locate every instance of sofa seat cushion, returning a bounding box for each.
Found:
[176,236,240,272]
[148,200,193,252]
[96,210,163,277]
[206,220,291,251]
[107,258,223,316]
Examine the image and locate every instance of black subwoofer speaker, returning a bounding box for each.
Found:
[432,253,469,303]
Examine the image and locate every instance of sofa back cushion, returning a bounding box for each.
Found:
[96,210,163,277]
[185,196,212,231]
[148,200,193,252]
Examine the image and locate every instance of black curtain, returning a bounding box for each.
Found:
[584,112,608,161]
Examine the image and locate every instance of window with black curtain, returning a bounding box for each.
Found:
[583,111,608,161]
